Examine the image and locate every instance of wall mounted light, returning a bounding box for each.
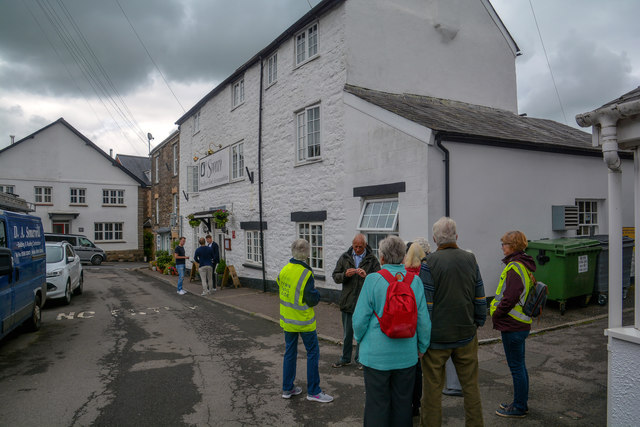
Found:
[207,143,223,155]
[193,156,199,162]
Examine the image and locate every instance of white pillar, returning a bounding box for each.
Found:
[608,169,623,329]
[635,147,640,330]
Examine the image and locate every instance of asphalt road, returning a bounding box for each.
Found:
[0,266,364,426]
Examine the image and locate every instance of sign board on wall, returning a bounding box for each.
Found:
[198,148,229,190]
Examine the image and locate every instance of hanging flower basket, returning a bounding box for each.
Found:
[187,214,201,228]
[213,209,230,229]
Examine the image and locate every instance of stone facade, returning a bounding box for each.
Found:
[150,130,181,256]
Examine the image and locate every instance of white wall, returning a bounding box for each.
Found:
[608,333,640,425]
[344,0,518,112]
[0,122,141,252]
[438,141,635,294]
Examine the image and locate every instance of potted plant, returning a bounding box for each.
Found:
[187,214,201,228]
[213,209,230,230]
[216,258,226,285]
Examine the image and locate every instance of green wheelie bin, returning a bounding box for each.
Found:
[525,238,601,315]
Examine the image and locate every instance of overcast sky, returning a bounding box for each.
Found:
[1,0,639,156]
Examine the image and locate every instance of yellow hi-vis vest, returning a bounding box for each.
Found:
[278,262,316,332]
[490,261,533,324]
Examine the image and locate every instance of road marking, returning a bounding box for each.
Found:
[56,311,95,320]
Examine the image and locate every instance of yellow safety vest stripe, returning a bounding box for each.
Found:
[278,263,316,332]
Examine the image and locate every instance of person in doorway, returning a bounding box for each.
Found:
[205,234,220,290]
[353,235,431,426]
[174,237,189,295]
[331,233,380,368]
[194,237,214,295]
[279,239,333,403]
[420,217,486,427]
[490,230,535,418]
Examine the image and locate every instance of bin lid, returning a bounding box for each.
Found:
[527,238,602,255]
[576,235,634,246]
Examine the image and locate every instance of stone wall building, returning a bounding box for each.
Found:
[150,130,181,255]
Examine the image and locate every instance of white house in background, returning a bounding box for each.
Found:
[0,118,148,261]
[174,0,633,298]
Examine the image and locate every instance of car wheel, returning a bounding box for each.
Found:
[74,273,84,295]
[91,255,103,265]
[63,280,72,305]
[25,294,42,332]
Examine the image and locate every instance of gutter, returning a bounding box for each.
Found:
[435,133,450,217]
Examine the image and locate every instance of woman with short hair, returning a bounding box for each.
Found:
[490,230,536,418]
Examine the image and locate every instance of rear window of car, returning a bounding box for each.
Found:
[46,246,64,263]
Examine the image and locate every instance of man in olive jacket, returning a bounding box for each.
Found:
[331,234,380,368]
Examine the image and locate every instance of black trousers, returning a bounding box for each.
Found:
[363,364,416,427]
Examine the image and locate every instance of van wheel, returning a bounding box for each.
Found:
[63,281,72,305]
[91,255,103,265]
[26,295,42,332]
[74,273,84,295]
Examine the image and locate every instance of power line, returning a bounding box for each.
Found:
[528,0,568,125]
[115,0,186,113]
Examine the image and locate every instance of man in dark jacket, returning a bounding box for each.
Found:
[420,217,486,427]
[331,234,380,368]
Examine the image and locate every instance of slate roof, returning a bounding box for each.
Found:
[600,86,640,108]
[344,85,600,154]
[116,154,151,186]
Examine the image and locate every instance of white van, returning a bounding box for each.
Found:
[44,233,106,265]
[0,210,47,340]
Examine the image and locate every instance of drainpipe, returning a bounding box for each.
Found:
[435,133,450,217]
[636,146,640,329]
[258,57,266,292]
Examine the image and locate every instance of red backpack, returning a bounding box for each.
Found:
[373,270,418,339]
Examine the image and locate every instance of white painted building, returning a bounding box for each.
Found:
[0,118,147,260]
[175,0,634,298]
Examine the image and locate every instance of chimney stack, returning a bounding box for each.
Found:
[10,135,15,144]
[109,148,113,158]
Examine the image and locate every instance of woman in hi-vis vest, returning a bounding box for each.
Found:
[490,231,536,419]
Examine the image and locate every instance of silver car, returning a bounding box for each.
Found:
[46,242,83,305]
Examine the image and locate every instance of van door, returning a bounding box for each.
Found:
[0,219,14,334]
[74,236,94,262]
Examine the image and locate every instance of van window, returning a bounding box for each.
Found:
[46,234,66,243]
[79,237,94,247]
[0,220,6,247]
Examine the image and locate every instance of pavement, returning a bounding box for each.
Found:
[130,262,635,425]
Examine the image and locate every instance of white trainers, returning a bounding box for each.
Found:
[282,386,302,399]
[306,392,334,403]
[178,290,186,295]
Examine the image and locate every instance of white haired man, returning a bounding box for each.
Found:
[420,217,487,427]
[279,239,333,403]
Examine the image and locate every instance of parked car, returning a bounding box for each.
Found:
[44,233,106,265]
[0,210,46,340]
[45,241,83,305]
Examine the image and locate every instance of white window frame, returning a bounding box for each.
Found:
[95,222,123,241]
[70,188,86,204]
[295,22,318,66]
[576,199,599,236]
[0,185,14,194]
[246,230,262,264]
[35,186,52,204]
[231,142,244,180]
[357,198,399,233]
[232,77,244,108]
[172,144,178,176]
[297,222,324,272]
[267,52,278,86]
[187,166,199,193]
[154,155,160,183]
[193,110,201,135]
[296,104,321,163]
[102,189,125,206]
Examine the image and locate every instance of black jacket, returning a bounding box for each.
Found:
[332,245,380,313]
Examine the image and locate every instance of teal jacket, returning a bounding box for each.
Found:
[353,264,431,370]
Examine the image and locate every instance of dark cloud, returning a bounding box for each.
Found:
[0,0,320,98]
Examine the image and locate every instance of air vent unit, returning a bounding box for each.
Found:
[552,205,579,231]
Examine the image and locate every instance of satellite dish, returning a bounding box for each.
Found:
[147,133,154,140]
